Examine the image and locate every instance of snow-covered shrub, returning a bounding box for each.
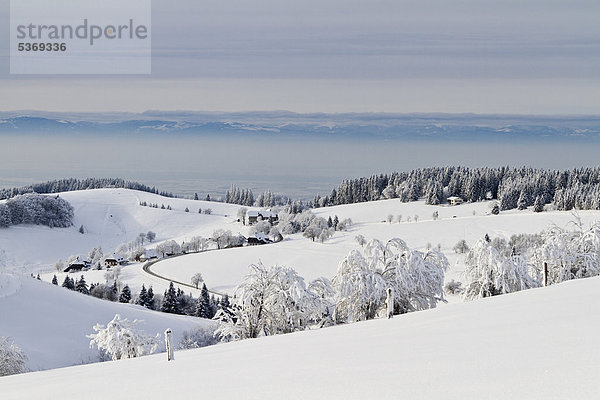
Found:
[333,238,449,323]
[0,337,28,376]
[464,239,539,300]
[444,279,463,295]
[178,326,218,350]
[215,263,332,341]
[88,314,159,361]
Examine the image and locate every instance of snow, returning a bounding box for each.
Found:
[3,188,600,381]
[0,188,248,274]
[2,276,599,399]
[153,198,600,295]
[0,274,215,371]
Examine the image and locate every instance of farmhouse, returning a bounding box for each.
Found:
[247,210,279,225]
[447,196,464,206]
[247,233,273,246]
[104,253,126,268]
[137,249,159,262]
[63,257,90,273]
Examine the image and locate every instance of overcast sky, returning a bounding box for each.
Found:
[0,0,598,114]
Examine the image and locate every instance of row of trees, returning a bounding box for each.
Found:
[53,268,229,320]
[0,178,175,200]
[310,166,600,212]
[0,193,73,228]
[215,238,449,341]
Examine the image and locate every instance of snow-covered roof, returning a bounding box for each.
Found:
[69,257,90,266]
[248,210,278,218]
[105,253,124,261]
[447,196,463,201]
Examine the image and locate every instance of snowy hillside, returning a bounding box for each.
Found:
[0,273,214,371]
[2,276,599,399]
[153,198,600,294]
[0,188,247,273]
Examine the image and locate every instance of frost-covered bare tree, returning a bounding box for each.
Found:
[190,273,204,289]
[215,263,332,341]
[533,223,600,284]
[453,239,470,254]
[333,238,448,323]
[355,234,366,247]
[87,314,159,361]
[464,238,539,300]
[0,337,28,376]
[156,240,181,257]
[237,207,248,225]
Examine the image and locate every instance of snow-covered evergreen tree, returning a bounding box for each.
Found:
[119,285,132,303]
[62,276,75,290]
[161,282,180,314]
[193,283,212,319]
[533,195,544,212]
[146,286,155,309]
[75,275,89,295]
[87,314,159,361]
[136,285,148,307]
[51,275,58,285]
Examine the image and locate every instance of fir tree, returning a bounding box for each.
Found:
[119,285,132,303]
[517,191,528,210]
[161,282,180,314]
[146,286,155,309]
[75,275,89,294]
[106,281,119,301]
[136,284,148,307]
[195,283,212,318]
[220,293,231,310]
[62,276,75,290]
[533,195,544,212]
[51,275,58,285]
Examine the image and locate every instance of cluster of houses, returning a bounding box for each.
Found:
[63,209,285,273]
[63,253,128,273]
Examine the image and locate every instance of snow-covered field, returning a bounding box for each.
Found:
[2,188,600,379]
[154,197,600,294]
[2,275,599,399]
[0,273,214,371]
[0,188,248,274]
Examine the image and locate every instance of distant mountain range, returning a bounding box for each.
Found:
[1,111,599,141]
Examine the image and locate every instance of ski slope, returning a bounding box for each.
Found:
[2,275,598,399]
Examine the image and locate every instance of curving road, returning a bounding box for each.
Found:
[142,254,225,297]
